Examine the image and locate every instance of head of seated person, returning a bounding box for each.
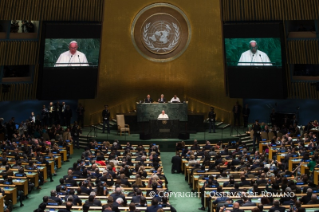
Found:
[43,196,49,204]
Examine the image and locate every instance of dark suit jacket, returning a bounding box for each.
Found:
[80,186,92,195]
[49,196,62,205]
[158,98,166,102]
[110,193,126,205]
[232,159,241,165]
[144,98,153,103]
[268,206,286,212]
[308,200,319,204]
[240,180,251,186]
[131,195,142,203]
[57,209,71,212]
[256,179,268,185]
[242,202,256,206]
[300,193,312,204]
[84,199,101,206]
[232,208,244,212]
[146,205,162,212]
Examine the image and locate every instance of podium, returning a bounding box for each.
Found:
[149,119,179,138]
[136,102,188,122]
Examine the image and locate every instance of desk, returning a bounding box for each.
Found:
[0,177,28,196]
[289,159,303,171]
[136,102,188,122]
[269,148,278,160]
[0,185,17,205]
[149,119,179,138]
[259,142,269,153]
[315,170,319,185]
[277,153,286,163]
[0,195,3,212]
[59,149,67,161]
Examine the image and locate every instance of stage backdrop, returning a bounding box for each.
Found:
[80,0,241,125]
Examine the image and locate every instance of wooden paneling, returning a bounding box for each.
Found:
[222,0,319,21]
[0,0,104,21]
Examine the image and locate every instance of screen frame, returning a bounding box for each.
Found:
[37,21,102,100]
[223,22,287,99]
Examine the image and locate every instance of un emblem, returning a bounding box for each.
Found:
[162,120,167,125]
[142,16,181,54]
[131,3,191,62]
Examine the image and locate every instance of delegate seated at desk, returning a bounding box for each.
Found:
[170,95,180,103]
[158,110,169,119]
[144,94,153,103]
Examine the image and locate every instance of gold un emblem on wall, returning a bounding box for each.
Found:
[131,3,191,62]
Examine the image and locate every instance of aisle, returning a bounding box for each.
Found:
[13,150,83,212]
[15,151,199,212]
[161,152,201,212]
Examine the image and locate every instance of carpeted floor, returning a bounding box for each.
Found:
[12,151,199,212]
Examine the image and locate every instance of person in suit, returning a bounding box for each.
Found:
[57,201,72,212]
[48,102,55,126]
[146,198,161,212]
[80,180,92,195]
[49,190,62,205]
[242,104,250,128]
[55,101,61,125]
[269,200,286,212]
[144,94,153,103]
[232,102,241,126]
[65,189,82,206]
[242,197,256,206]
[84,192,101,206]
[231,155,241,165]
[71,121,82,149]
[232,202,244,212]
[158,94,166,103]
[128,203,136,212]
[252,120,261,150]
[102,105,110,134]
[131,189,143,203]
[65,105,73,127]
[307,194,319,204]
[300,188,312,204]
[208,107,216,133]
[161,197,177,212]
[256,173,268,185]
[110,187,126,205]
[171,152,182,173]
[239,177,251,186]
[101,204,114,212]
[76,103,85,128]
[41,105,49,126]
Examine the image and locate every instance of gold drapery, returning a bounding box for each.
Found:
[0,41,38,65]
[0,0,104,21]
[287,40,319,64]
[222,0,319,21]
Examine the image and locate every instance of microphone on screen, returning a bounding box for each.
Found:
[68,55,73,66]
[259,54,264,66]
[251,54,255,66]
[78,55,81,66]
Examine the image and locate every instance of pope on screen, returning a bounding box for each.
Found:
[55,41,89,67]
[237,40,272,66]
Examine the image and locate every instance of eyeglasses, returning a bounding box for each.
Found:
[69,47,77,49]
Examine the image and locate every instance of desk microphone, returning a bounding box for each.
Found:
[251,54,255,66]
[78,55,81,66]
[68,55,73,66]
[259,54,264,66]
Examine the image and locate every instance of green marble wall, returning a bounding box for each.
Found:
[136,103,188,122]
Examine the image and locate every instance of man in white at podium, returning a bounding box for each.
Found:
[237,40,272,66]
[55,41,89,67]
[158,110,169,119]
